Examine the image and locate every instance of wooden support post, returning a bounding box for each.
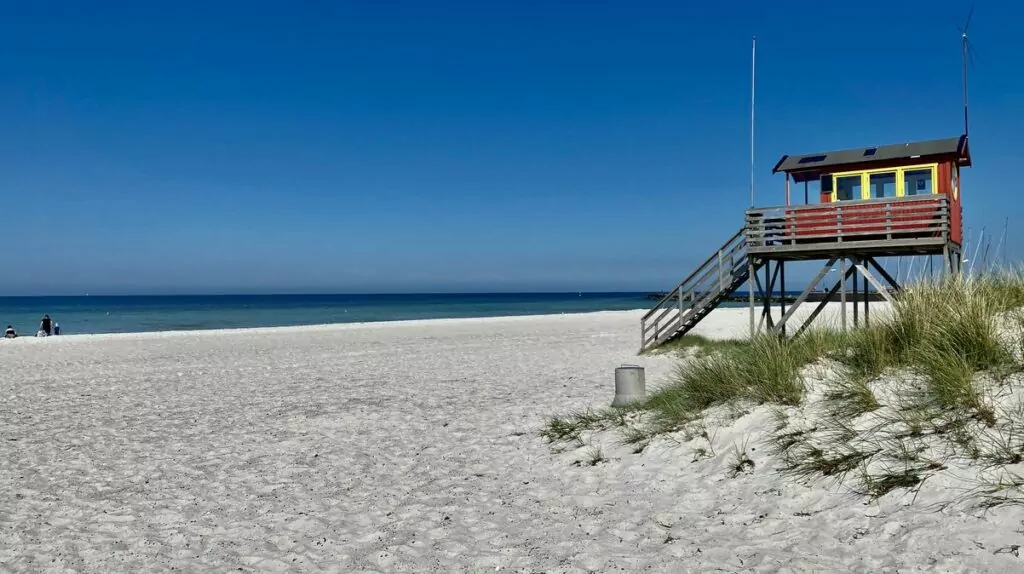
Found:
[780,261,786,337]
[754,266,765,333]
[853,256,859,328]
[864,258,871,326]
[840,257,847,332]
[759,262,779,331]
[763,263,771,331]
[749,259,756,338]
[863,263,869,325]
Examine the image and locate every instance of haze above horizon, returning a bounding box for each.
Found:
[3,1,1023,296]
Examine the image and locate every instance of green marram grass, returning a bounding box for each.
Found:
[543,271,1024,501]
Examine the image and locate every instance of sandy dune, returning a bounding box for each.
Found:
[1,309,1021,572]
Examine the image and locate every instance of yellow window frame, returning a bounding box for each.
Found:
[829,163,938,202]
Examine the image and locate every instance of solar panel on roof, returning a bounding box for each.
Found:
[798,155,827,164]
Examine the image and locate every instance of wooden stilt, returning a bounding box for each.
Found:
[840,258,848,332]
[763,263,771,332]
[864,258,871,325]
[780,261,786,337]
[853,256,859,328]
[749,259,756,338]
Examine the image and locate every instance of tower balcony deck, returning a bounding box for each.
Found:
[744,195,955,261]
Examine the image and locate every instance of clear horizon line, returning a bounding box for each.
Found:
[0,289,661,298]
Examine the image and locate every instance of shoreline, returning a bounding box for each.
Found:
[0,302,893,342]
[0,308,652,341]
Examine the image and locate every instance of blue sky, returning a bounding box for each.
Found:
[2,1,1022,295]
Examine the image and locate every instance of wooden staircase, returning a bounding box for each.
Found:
[640,229,758,352]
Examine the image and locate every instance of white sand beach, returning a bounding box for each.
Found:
[2,308,1022,572]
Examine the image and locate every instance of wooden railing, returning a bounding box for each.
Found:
[745,195,950,252]
[640,229,749,351]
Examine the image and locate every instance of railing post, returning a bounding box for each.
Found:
[886,202,893,240]
[837,206,843,243]
[945,197,951,241]
[718,249,725,291]
[678,285,684,317]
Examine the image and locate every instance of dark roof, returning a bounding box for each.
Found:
[773,135,971,175]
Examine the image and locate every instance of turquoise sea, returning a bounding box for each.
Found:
[0,293,655,336]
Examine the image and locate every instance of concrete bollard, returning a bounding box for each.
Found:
[612,365,646,407]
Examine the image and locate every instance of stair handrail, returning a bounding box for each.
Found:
[641,228,745,323]
[647,255,754,346]
[642,242,743,337]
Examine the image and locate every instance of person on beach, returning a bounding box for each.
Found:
[40,314,52,336]
[54,322,61,336]
[4,325,16,338]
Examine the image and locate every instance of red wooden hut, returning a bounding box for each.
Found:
[770,136,972,245]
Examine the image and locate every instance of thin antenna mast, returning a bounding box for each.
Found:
[750,36,756,207]
[959,6,977,139]
[962,16,969,138]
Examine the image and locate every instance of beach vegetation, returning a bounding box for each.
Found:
[542,409,619,443]
[728,438,756,477]
[570,444,607,467]
[644,334,746,357]
[544,271,1024,502]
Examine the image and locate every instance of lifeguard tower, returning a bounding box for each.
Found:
[640,134,971,351]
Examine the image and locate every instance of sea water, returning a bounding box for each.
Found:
[0,293,655,336]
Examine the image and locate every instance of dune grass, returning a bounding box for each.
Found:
[642,331,835,432]
[544,271,1024,500]
[541,407,634,444]
[643,334,747,357]
[835,275,1017,424]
